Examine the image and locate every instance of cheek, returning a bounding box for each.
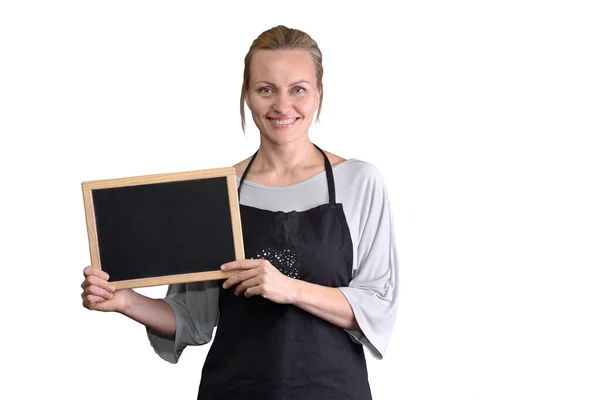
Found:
[248,95,269,113]
[296,96,319,114]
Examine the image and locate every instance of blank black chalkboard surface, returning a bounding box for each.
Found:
[82,167,244,289]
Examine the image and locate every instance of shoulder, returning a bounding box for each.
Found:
[333,158,389,218]
[233,156,254,178]
[335,159,390,213]
[335,158,385,185]
[322,150,346,167]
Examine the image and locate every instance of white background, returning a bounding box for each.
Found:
[1,1,599,399]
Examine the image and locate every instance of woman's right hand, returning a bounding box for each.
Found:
[81,266,130,313]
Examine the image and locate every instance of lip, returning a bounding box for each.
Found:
[266,116,300,128]
[266,116,300,120]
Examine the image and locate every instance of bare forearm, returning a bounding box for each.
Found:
[119,290,176,338]
[290,280,359,330]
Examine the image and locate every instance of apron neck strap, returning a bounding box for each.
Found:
[314,144,336,205]
[238,144,336,205]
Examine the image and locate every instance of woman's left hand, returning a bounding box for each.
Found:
[221,259,298,304]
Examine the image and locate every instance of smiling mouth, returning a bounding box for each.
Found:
[267,117,300,126]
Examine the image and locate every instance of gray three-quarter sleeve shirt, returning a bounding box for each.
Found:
[147,158,399,363]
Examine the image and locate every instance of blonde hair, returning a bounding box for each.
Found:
[240,25,324,132]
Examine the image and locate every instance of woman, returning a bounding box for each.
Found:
[81,25,399,399]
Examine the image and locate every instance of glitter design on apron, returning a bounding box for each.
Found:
[252,247,301,279]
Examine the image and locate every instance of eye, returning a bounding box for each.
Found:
[292,87,306,94]
[258,87,273,94]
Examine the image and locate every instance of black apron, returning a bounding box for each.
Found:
[197,146,372,400]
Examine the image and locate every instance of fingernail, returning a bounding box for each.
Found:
[109,286,115,292]
[222,283,227,289]
[221,265,226,270]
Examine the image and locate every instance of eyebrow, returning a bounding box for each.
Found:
[253,80,311,86]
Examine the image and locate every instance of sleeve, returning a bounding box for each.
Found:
[338,167,399,360]
[146,280,220,363]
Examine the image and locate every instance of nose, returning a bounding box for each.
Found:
[272,93,293,113]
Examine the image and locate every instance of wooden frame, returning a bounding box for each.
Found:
[82,167,244,289]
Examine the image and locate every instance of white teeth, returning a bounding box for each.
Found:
[271,118,297,125]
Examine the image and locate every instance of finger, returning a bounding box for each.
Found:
[221,259,262,271]
[244,285,267,299]
[84,285,114,301]
[82,294,106,309]
[81,275,104,289]
[223,269,259,289]
[81,275,115,292]
[234,277,262,296]
[83,266,110,281]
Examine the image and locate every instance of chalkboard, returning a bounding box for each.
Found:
[82,167,244,289]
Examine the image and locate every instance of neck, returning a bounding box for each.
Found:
[254,137,321,176]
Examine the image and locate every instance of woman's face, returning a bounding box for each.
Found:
[246,50,320,146]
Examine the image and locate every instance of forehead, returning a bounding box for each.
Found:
[250,50,316,84]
